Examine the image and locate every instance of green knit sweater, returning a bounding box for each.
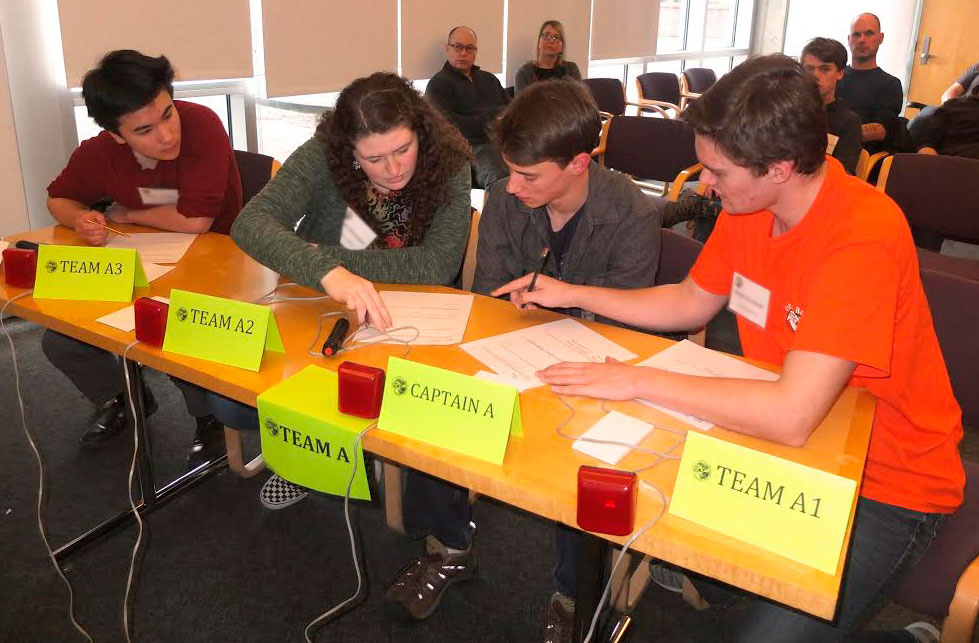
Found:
[231,137,472,290]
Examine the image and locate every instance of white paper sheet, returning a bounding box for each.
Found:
[352,290,475,346]
[635,339,779,430]
[141,261,174,283]
[340,207,378,250]
[473,370,540,392]
[459,318,637,387]
[96,296,169,332]
[573,410,654,465]
[106,232,197,264]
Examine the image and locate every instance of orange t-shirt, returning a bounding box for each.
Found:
[690,156,964,514]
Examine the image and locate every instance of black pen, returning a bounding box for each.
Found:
[322,317,350,356]
[527,247,551,292]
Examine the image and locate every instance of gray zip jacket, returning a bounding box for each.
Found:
[473,162,662,324]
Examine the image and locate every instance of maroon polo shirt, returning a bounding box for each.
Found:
[48,100,243,234]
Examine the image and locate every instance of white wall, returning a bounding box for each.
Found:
[0,24,29,237]
[0,0,76,232]
[783,0,917,90]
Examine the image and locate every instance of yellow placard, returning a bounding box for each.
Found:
[257,366,373,500]
[162,288,284,371]
[669,431,857,574]
[378,357,522,465]
[33,244,147,301]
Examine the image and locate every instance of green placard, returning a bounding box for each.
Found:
[669,431,857,574]
[258,365,372,500]
[162,288,284,371]
[33,244,147,301]
[378,357,522,466]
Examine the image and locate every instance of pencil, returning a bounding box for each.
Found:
[527,247,551,292]
[86,219,130,238]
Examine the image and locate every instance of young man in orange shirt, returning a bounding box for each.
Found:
[494,55,963,642]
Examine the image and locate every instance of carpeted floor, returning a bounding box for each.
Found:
[1,313,974,642]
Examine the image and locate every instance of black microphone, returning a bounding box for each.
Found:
[14,240,40,251]
[322,318,351,356]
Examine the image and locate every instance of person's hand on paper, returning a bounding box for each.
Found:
[320,266,393,331]
[537,357,639,400]
[76,210,109,246]
[491,273,579,311]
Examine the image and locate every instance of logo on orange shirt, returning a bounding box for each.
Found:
[784,303,804,332]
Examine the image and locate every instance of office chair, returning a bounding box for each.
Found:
[598,115,700,197]
[679,67,716,109]
[584,77,627,120]
[234,149,281,206]
[891,268,979,643]
[876,154,979,280]
[634,72,682,118]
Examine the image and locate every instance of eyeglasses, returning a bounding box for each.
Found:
[447,43,478,54]
[540,33,563,43]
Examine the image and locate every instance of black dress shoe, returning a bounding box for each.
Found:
[187,417,225,469]
[79,396,127,447]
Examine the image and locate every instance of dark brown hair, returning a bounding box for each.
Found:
[801,37,848,71]
[682,54,827,176]
[315,73,470,240]
[494,79,600,168]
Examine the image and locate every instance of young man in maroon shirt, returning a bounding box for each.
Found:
[43,50,246,450]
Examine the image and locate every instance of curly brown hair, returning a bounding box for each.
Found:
[315,72,471,241]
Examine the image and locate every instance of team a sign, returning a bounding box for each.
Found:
[670,431,857,574]
[33,244,148,301]
[257,365,373,500]
[162,288,284,371]
[379,357,522,466]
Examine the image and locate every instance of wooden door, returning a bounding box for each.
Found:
[907,0,979,104]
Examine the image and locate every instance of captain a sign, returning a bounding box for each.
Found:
[378,357,522,465]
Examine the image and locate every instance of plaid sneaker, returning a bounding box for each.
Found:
[383,535,476,620]
[543,591,575,643]
[259,474,308,510]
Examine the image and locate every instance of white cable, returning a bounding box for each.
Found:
[303,422,377,643]
[553,395,686,472]
[251,282,331,305]
[120,339,144,643]
[1,291,95,643]
[582,482,668,643]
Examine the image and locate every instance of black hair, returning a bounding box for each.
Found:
[801,37,848,71]
[81,50,175,133]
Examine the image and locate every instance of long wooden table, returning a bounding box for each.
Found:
[1,225,875,624]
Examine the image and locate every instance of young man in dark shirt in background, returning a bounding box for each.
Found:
[802,37,862,174]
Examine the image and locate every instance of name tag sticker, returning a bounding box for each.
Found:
[340,207,378,250]
[138,187,179,206]
[33,244,148,301]
[162,289,284,371]
[258,365,373,500]
[669,431,857,574]
[378,357,522,465]
[728,272,770,328]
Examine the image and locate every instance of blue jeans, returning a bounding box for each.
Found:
[690,497,945,642]
[404,469,582,595]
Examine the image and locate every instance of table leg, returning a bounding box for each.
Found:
[573,532,608,643]
[52,357,228,561]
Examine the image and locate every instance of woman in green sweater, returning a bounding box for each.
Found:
[232,71,472,332]
[231,72,472,508]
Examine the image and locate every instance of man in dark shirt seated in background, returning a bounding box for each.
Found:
[941,61,979,103]
[801,37,862,174]
[44,49,244,452]
[918,83,979,160]
[838,13,905,151]
[425,26,510,188]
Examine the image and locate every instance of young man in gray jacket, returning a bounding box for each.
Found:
[385,79,663,643]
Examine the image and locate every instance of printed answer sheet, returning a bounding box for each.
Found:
[106,232,197,264]
[354,291,474,346]
[636,339,779,430]
[96,296,169,332]
[459,318,637,387]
